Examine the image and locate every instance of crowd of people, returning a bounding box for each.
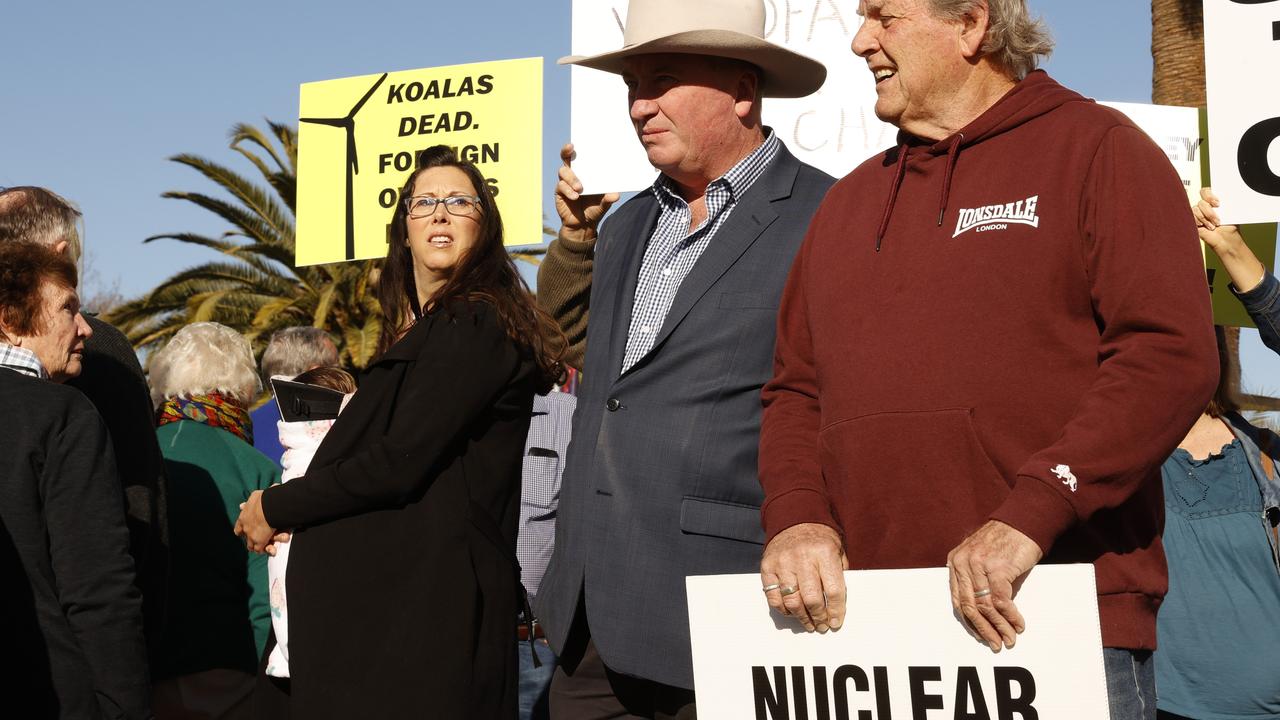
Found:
[1,0,1277,719]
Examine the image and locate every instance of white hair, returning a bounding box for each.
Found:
[149,322,262,408]
[930,0,1053,80]
[260,326,340,383]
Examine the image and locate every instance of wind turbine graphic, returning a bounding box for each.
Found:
[301,72,389,261]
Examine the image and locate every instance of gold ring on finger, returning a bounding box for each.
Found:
[779,585,799,597]
[762,583,782,593]
[973,588,992,599]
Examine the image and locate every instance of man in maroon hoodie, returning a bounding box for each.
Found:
[756,1,1218,717]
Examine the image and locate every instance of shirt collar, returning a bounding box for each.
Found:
[0,343,48,380]
[653,129,780,208]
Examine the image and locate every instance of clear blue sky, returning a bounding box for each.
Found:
[2,1,1274,393]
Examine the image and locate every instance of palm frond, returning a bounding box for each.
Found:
[114,120,381,368]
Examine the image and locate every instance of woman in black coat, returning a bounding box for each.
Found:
[0,241,150,719]
[235,146,563,718]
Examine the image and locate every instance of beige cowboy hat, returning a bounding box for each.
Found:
[558,0,827,99]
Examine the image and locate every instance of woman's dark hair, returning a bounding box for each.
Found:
[376,146,565,389]
[293,366,357,395]
[1205,325,1239,418]
[0,240,77,340]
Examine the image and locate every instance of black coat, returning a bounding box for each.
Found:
[259,301,538,719]
[0,370,150,719]
[68,315,169,660]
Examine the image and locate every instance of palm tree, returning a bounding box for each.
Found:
[105,121,384,369]
[1151,0,1204,107]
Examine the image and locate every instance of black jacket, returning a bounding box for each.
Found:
[68,315,169,660]
[260,301,539,719]
[0,370,150,719]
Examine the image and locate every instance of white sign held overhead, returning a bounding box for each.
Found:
[687,565,1110,720]
[568,0,896,194]
[1205,0,1280,225]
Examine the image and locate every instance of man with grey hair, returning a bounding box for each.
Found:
[0,185,170,664]
[758,2,1217,718]
[250,326,340,464]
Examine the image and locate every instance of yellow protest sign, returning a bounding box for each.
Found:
[296,57,542,266]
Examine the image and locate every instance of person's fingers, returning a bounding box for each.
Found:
[818,555,847,630]
[760,570,786,615]
[266,543,277,557]
[974,587,1018,650]
[1203,186,1220,207]
[556,179,580,204]
[778,573,809,628]
[796,561,828,632]
[1191,203,1209,228]
[557,165,583,194]
[990,573,1026,638]
[274,532,292,544]
[1202,203,1221,230]
[560,143,575,166]
[955,556,1002,651]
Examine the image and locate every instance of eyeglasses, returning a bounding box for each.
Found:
[403,195,482,219]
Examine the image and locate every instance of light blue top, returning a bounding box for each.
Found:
[1156,438,1280,720]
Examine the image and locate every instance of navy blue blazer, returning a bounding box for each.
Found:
[535,144,835,688]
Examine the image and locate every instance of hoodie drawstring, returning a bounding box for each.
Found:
[875,143,910,253]
[937,133,965,227]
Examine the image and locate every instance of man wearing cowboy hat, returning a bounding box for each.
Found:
[532,0,833,716]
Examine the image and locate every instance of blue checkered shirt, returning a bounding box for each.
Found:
[0,343,47,379]
[621,131,781,373]
[517,391,577,603]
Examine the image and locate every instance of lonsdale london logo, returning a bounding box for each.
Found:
[953,195,1040,238]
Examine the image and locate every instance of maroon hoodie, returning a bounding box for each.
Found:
[759,72,1218,650]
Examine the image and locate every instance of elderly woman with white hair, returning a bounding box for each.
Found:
[148,322,279,720]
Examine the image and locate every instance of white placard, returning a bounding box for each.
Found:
[1205,0,1280,225]
[1100,101,1204,207]
[568,0,896,193]
[687,565,1109,719]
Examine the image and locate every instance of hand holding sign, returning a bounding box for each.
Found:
[760,522,847,633]
[1195,187,1269,293]
[946,520,1043,653]
[555,143,620,244]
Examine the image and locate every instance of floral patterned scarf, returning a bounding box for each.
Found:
[156,392,254,445]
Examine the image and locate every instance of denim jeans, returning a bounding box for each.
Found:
[519,638,558,720]
[1104,649,1156,720]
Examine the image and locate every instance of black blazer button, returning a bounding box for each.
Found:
[606,398,621,412]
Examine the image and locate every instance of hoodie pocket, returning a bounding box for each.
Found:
[819,408,1011,568]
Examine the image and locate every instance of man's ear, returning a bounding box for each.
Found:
[958,0,990,59]
[53,239,69,256]
[734,70,761,121]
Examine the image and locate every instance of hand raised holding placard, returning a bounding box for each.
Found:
[1194,187,1268,294]
[555,143,620,244]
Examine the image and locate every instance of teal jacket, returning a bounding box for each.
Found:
[155,420,278,678]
